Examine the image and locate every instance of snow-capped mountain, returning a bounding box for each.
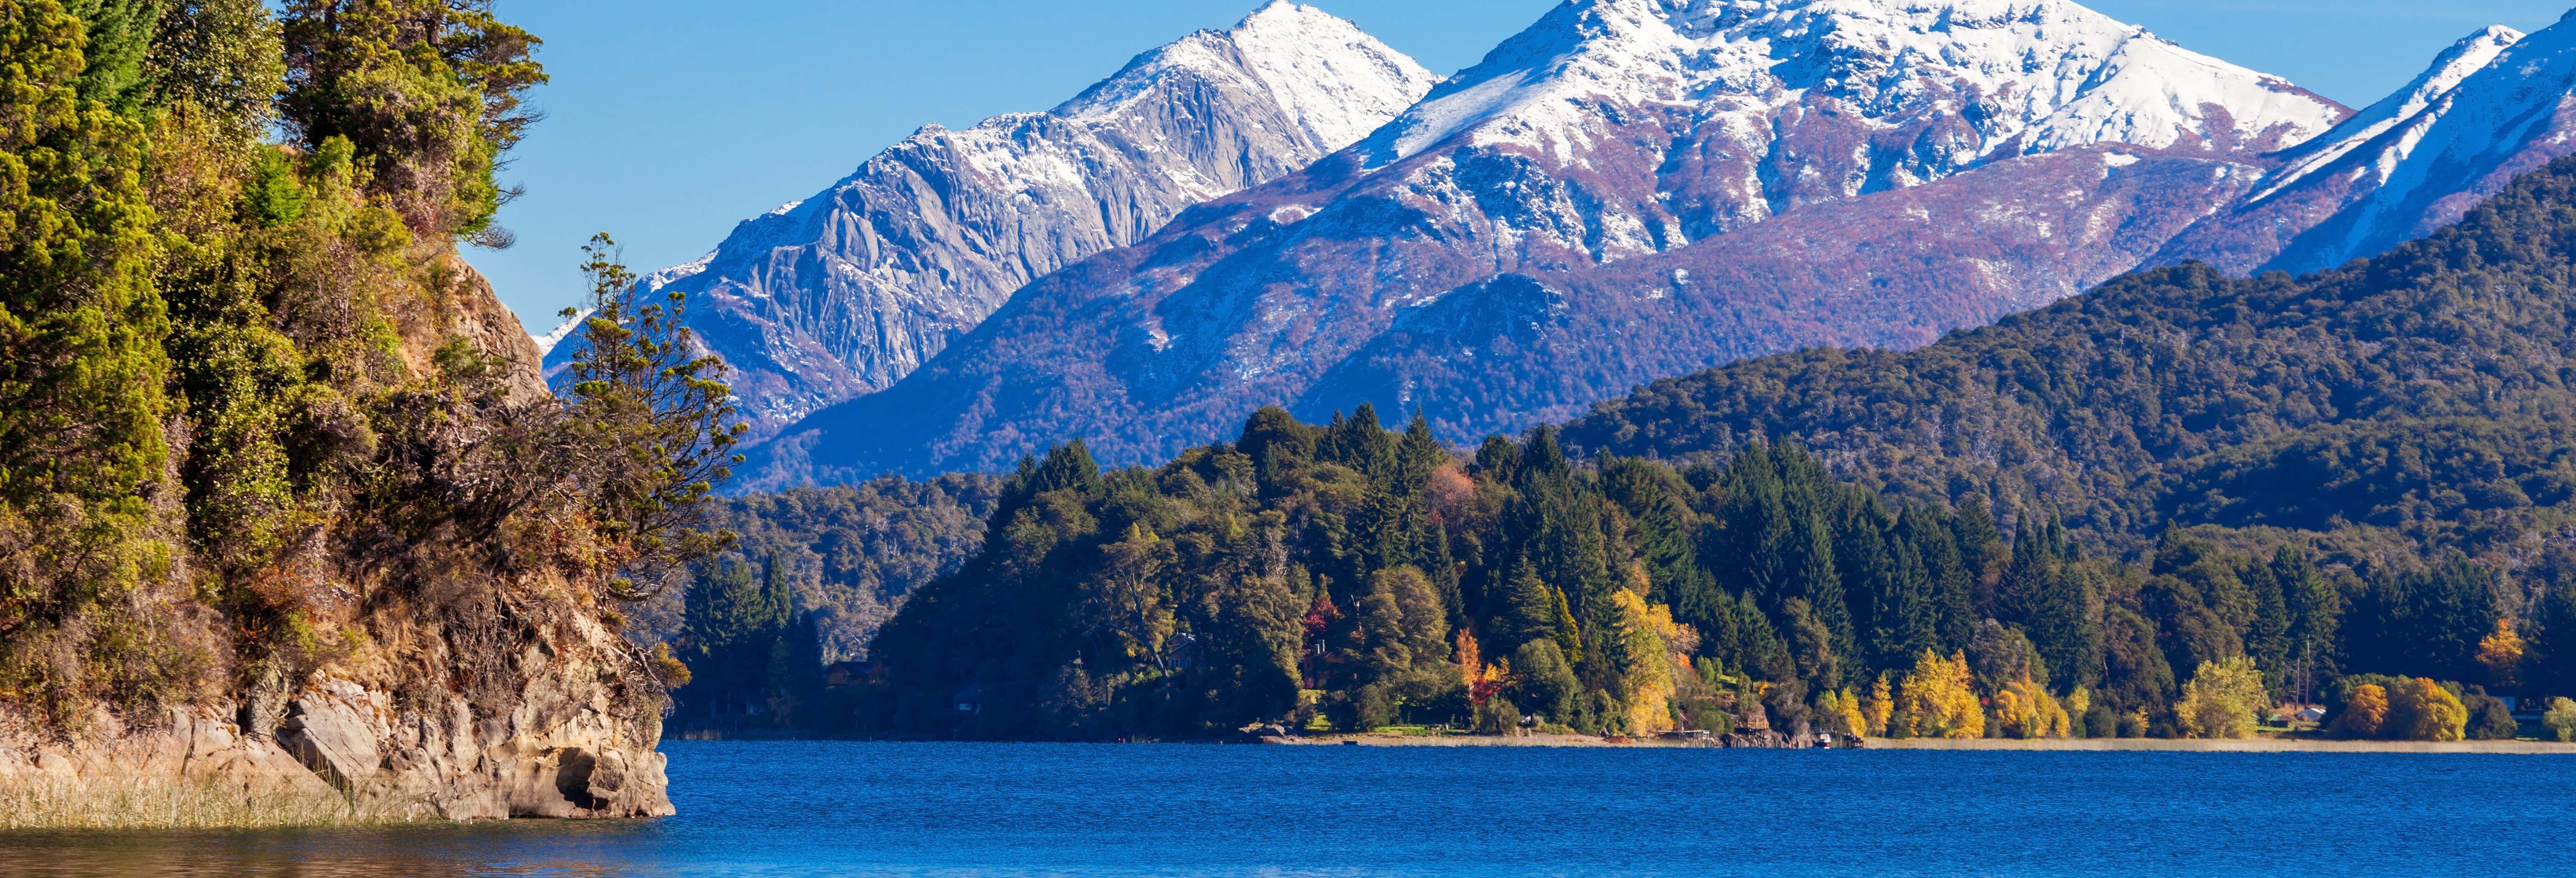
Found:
[749,0,2352,481]
[544,2,1436,438]
[2159,15,2576,276]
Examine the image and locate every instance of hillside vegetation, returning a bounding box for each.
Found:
[0,0,729,757]
[843,159,2576,742]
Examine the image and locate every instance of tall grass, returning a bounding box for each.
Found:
[0,774,427,830]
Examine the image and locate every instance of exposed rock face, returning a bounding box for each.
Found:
[0,603,672,820]
[544,2,1437,439]
[749,0,2348,479]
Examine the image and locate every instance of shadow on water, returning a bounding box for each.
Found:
[4,740,2573,876]
[0,819,667,877]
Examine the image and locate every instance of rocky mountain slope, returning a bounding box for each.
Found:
[2152,19,2576,275]
[545,2,1436,439]
[750,0,2351,481]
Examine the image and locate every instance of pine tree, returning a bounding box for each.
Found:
[2275,548,2339,702]
[1902,505,1976,654]
[1950,495,2006,614]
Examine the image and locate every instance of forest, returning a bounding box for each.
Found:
[666,156,2576,745]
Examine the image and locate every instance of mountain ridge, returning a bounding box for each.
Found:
[2160,13,2576,275]
[747,0,2353,483]
[544,2,1437,438]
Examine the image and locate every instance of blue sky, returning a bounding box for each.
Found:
[465,0,2576,331]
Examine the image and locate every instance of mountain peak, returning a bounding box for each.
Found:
[2250,23,2524,205]
[1054,3,1433,149]
[551,6,1438,438]
[1365,0,2345,168]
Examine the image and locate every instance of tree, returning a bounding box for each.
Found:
[278,0,545,239]
[1894,650,1983,739]
[1508,639,1579,726]
[2330,684,2388,739]
[1864,673,1893,736]
[1815,688,1867,738]
[2385,678,2466,742]
[1080,524,1177,672]
[1607,588,1682,734]
[1992,679,2070,739]
[562,234,744,598]
[2173,657,2266,740]
[0,0,175,715]
[2475,618,2524,691]
[2530,582,2576,700]
[2544,697,2576,743]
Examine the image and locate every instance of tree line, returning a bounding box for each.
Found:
[666,156,2576,743]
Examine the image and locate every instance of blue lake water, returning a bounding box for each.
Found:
[5,740,2572,876]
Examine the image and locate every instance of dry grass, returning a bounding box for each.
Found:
[0,774,426,830]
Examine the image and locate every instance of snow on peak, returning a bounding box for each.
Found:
[531,307,593,355]
[1367,0,2345,167]
[1227,2,1440,148]
[1055,2,1436,150]
[2262,13,2576,269]
[2251,24,2524,203]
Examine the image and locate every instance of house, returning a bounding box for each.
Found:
[823,661,878,687]
[954,683,984,715]
[2294,706,2326,724]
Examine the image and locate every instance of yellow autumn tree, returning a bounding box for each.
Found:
[2065,687,2092,736]
[2174,657,2268,739]
[2476,619,2525,689]
[1896,650,1983,739]
[1815,689,1867,737]
[1864,673,1894,737]
[1993,679,2071,739]
[2387,677,2467,742]
[1609,589,1684,735]
[2330,684,2389,739]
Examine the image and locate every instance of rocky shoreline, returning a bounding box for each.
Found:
[0,607,675,824]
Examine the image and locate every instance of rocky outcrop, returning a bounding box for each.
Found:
[0,606,672,820]
[0,258,668,822]
[546,1,1439,441]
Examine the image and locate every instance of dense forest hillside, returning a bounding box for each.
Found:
[844,157,2576,744]
[1560,155,2576,581]
[0,0,734,820]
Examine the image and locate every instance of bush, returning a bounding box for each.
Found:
[2461,687,2519,741]
[2544,698,2576,743]
[2082,703,2120,739]
[1473,695,1521,734]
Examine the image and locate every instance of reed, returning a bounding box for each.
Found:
[0,774,427,830]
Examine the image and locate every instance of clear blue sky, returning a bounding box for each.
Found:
[465,0,2576,332]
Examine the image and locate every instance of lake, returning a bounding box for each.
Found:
[4,740,2570,875]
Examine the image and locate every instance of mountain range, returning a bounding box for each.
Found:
[541,2,1437,437]
[600,0,2576,486]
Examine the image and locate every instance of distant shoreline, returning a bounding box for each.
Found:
[1267,734,2576,753]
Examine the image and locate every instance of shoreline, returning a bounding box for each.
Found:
[1264,734,2576,753]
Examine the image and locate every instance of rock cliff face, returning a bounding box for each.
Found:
[0,612,672,820]
[544,1,1438,439]
[0,267,672,821]
[749,0,2349,479]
